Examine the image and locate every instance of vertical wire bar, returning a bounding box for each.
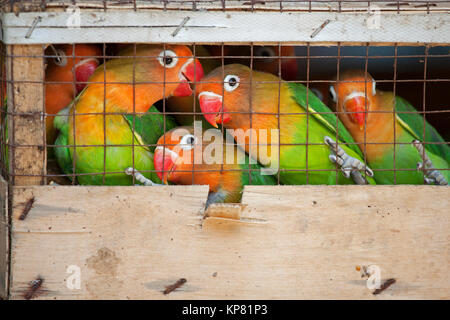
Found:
[162,43,167,184]
[39,45,46,185]
[248,43,254,185]
[131,43,137,185]
[422,45,429,183]
[71,44,77,185]
[41,44,46,184]
[102,43,107,185]
[393,43,398,185]
[277,42,282,185]
[192,43,196,185]
[363,42,370,183]
[9,46,15,186]
[336,42,341,184]
[305,43,310,184]
[220,42,225,175]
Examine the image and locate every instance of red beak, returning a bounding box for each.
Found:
[281,58,298,81]
[74,58,99,93]
[344,96,367,130]
[154,147,176,184]
[198,93,231,128]
[173,59,204,97]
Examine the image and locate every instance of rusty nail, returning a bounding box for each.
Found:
[25,16,42,39]
[163,278,187,295]
[310,19,331,39]
[24,276,44,300]
[172,17,190,37]
[373,278,396,295]
[19,197,35,220]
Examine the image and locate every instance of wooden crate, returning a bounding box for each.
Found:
[0,1,449,299]
[1,184,449,299]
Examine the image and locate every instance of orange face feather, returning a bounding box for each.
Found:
[45,44,102,144]
[154,126,243,201]
[329,70,377,131]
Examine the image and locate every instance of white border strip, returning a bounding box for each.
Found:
[2,11,450,44]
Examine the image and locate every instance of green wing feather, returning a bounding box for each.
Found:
[54,105,178,181]
[53,105,74,178]
[395,96,450,161]
[287,82,364,159]
[123,105,177,152]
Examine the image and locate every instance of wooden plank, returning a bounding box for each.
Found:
[3,0,450,13]
[2,11,450,44]
[9,185,449,299]
[6,45,46,186]
[0,175,8,299]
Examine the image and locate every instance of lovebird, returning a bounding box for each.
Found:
[329,70,449,184]
[46,44,101,144]
[196,64,375,185]
[153,126,276,205]
[54,44,203,185]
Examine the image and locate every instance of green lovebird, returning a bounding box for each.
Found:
[330,70,449,185]
[54,44,204,185]
[196,64,375,185]
[153,126,277,205]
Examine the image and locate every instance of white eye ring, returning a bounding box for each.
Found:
[372,81,376,95]
[179,134,197,150]
[157,50,178,68]
[224,74,240,92]
[255,46,276,63]
[329,85,337,103]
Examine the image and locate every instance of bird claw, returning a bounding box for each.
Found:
[412,140,448,186]
[125,167,163,186]
[324,136,374,185]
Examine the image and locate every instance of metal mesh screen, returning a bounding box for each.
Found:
[1,42,449,189]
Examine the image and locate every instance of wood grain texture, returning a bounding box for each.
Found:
[0,176,8,299]
[8,185,449,299]
[6,45,46,186]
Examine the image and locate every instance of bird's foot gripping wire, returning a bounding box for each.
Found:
[125,167,163,186]
[412,140,448,186]
[324,136,374,185]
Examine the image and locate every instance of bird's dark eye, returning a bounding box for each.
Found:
[158,50,178,68]
[228,77,237,87]
[224,74,240,92]
[180,134,196,150]
[187,136,195,145]
[164,57,173,65]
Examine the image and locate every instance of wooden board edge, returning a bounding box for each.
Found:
[0,175,8,299]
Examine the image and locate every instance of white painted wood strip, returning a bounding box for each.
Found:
[9,185,450,299]
[2,11,450,44]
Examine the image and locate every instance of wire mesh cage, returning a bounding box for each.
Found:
[0,36,449,193]
[0,0,449,300]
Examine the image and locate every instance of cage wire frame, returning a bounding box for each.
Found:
[1,1,450,13]
[0,0,448,189]
[1,42,449,187]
